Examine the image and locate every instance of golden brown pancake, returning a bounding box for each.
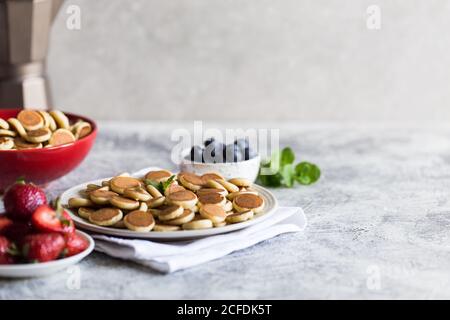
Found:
[125,210,154,227]
[110,176,141,193]
[201,173,223,184]
[179,172,205,186]
[168,190,197,202]
[90,208,122,222]
[17,110,43,130]
[198,193,224,205]
[145,170,172,182]
[234,194,263,209]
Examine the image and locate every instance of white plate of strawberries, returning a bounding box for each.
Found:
[0,181,94,278]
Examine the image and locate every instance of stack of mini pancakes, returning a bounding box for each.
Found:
[0,110,92,150]
[67,170,265,232]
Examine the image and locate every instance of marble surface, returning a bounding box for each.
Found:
[1,121,450,299]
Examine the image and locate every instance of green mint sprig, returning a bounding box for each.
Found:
[144,175,176,194]
[257,147,321,188]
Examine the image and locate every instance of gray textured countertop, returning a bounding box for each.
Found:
[1,121,450,299]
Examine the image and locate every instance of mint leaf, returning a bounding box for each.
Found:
[144,179,164,194]
[258,172,283,187]
[161,175,176,193]
[280,164,295,187]
[295,162,321,185]
[280,147,295,166]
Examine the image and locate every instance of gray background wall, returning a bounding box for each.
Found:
[47,0,450,122]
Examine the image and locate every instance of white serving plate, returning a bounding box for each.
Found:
[59,168,278,240]
[0,230,94,278]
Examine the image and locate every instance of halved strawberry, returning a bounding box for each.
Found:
[31,205,74,235]
[64,233,89,257]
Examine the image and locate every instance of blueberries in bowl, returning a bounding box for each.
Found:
[188,137,257,163]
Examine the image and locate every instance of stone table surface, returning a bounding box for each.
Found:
[1,121,450,300]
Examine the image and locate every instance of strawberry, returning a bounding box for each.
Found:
[4,180,47,221]
[64,233,89,257]
[21,233,65,263]
[3,222,32,242]
[0,216,13,234]
[0,236,14,265]
[31,205,74,235]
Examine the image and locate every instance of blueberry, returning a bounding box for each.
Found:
[224,144,243,162]
[204,142,225,163]
[234,138,250,150]
[190,145,204,163]
[204,137,215,148]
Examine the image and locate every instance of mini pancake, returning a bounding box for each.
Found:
[158,205,184,221]
[226,190,258,201]
[110,195,140,210]
[145,170,173,183]
[85,184,102,192]
[37,110,57,131]
[78,207,95,219]
[48,129,75,146]
[89,189,118,205]
[213,221,227,228]
[13,137,42,150]
[165,209,195,226]
[49,110,70,129]
[201,172,224,184]
[206,179,227,191]
[228,178,252,188]
[68,197,94,208]
[198,193,226,206]
[123,187,152,201]
[17,110,44,131]
[167,190,198,208]
[226,210,254,224]
[153,224,181,232]
[89,208,123,226]
[182,219,213,230]
[233,194,264,213]
[145,184,163,198]
[223,200,233,212]
[178,173,205,191]
[110,176,142,194]
[72,121,92,139]
[101,180,110,187]
[7,118,26,137]
[164,182,185,197]
[112,220,126,229]
[197,188,228,197]
[25,127,51,143]
[215,179,239,193]
[138,201,148,212]
[146,196,166,208]
[0,137,14,150]
[199,204,227,223]
[124,210,155,232]
[0,129,16,137]
[0,119,9,130]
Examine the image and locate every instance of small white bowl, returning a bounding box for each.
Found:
[0,230,94,278]
[179,149,261,182]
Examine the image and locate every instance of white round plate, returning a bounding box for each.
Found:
[59,173,278,240]
[0,230,94,278]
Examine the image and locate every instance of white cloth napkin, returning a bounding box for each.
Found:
[93,206,306,273]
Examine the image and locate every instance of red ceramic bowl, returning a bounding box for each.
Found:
[0,109,97,193]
